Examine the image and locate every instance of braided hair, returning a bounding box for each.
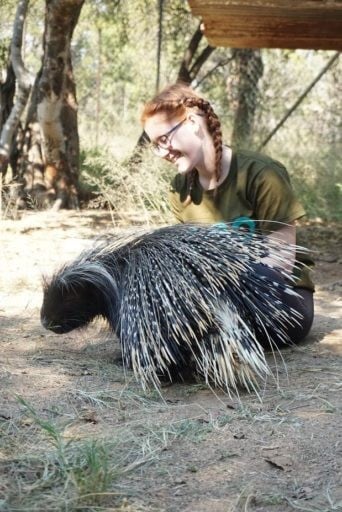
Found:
[141,83,223,203]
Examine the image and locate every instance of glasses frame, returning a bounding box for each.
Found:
[150,117,187,156]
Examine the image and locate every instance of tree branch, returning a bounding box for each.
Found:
[177,22,203,84]
[258,51,340,150]
[189,44,215,79]
[195,55,234,88]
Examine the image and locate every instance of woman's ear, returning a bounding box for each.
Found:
[187,112,202,135]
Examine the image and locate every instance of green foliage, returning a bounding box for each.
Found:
[72,4,341,221]
[72,441,115,500]
[251,50,341,220]
[288,149,342,221]
[1,0,340,220]
[0,39,10,70]
[249,50,341,220]
[0,0,16,71]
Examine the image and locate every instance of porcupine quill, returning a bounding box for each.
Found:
[41,223,307,394]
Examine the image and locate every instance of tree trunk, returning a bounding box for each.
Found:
[228,49,264,148]
[16,69,46,206]
[0,62,16,177]
[0,63,15,135]
[0,0,32,175]
[1,0,85,210]
[36,0,84,209]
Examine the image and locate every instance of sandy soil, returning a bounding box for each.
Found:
[0,211,341,512]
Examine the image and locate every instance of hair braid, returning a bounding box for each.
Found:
[183,96,223,186]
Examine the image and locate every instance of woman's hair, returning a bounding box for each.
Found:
[141,83,223,202]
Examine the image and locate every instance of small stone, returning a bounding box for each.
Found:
[174,478,186,485]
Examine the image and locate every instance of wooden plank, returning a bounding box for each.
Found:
[188,0,342,12]
[202,13,342,49]
[187,1,342,49]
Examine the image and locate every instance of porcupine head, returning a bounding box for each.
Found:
[41,260,121,335]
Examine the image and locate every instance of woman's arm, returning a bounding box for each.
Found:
[261,223,296,274]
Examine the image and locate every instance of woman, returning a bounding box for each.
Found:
[141,83,314,346]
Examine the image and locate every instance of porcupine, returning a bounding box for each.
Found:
[41,223,306,393]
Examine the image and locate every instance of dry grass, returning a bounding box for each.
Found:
[81,151,174,226]
[0,387,221,511]
[0,213,341,511]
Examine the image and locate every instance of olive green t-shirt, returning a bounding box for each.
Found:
[169,150,314,291]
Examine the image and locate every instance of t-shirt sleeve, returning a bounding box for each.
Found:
[248,166,306,233]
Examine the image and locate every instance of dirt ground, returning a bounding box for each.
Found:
[0,211,341,512]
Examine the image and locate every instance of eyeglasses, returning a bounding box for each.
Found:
[150,118,187,156]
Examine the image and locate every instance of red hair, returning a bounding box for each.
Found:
[142,83,223,199]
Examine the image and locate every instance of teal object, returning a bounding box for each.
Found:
[212,217,256,235]
[232,216,256,234]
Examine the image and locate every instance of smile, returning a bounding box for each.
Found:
[167,150,182,164]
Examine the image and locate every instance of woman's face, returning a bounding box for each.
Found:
[144,111,204,175]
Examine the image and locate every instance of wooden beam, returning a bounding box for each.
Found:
[188,1,342,50]
[189,0,342,9]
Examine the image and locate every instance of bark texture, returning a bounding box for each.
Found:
[36,0,84,208]
[0,63,15,135]
[227,49,264,148]
[0,0,32,175]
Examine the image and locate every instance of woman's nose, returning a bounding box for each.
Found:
[157,146,172,159]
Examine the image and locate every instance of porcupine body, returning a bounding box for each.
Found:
[41,223,303,393]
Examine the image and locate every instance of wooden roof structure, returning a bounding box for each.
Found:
[187,1,342,50]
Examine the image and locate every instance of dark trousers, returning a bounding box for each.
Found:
[251,264,314,349]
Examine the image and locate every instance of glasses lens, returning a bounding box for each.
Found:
[150,143,168,156]
[150,118,186,157]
